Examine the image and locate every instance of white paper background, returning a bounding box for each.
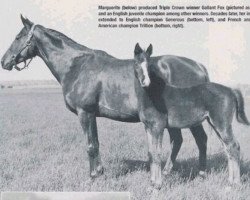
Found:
[0,0,250,85]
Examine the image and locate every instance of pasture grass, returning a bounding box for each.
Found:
[0,88,250,199]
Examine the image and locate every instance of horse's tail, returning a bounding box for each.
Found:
[233,89,250,125]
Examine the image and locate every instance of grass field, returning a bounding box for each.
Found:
[0,88,250,200]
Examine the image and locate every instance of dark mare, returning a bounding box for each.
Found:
[133,43,250,188]
[2,16,210,183]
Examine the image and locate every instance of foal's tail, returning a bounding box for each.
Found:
[233,89,250,125]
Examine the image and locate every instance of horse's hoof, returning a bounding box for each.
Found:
[97,165,104,175]
[90,171,98,178]
[163,166,173,176]
[198,171,206,179]
[150,180,162,190]
[90,166,104,178]
[154,183,162,190]
[163,169,171,176]
[163,162,173,176]
[227,180,241,189]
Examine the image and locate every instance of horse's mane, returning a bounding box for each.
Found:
[46,28,115,58]
[47,28,90,50]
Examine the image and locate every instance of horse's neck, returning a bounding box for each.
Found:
[35,27,93,84]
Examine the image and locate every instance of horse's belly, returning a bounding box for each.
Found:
[168,109,208,128]
[98,104,139,122]
[97,76,139,122]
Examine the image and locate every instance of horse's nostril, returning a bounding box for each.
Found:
[1,59,4,66]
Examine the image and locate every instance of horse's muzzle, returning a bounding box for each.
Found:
[1,59,14,71]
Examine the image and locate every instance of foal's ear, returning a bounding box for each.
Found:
[20,14,34,30]
[146,44,153,57]
[134,43,143,56]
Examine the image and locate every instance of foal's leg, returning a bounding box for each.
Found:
[78,109,103,178]
[221,126,240,184]
[209,122,241,185]
[146,126,164,189]
[190,125,208,175]
[163,128,183,175]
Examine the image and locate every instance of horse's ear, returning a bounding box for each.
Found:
[134,43,143,56]
[20,14,33,30]
[146,44,153,57]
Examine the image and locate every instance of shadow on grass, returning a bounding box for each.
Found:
[116,159,149,177]
[117,153,250,182]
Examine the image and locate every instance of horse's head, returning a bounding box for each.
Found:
[133,43,152,87]
[1,15,38,71]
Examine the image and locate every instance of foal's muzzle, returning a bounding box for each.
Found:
[140,77,151,87]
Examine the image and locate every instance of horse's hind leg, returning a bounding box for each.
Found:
[78,109,103,178]
[208,121,241,185]
[190,125,207,176]
[163,128,183,175]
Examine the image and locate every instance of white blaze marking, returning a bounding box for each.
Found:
[141,61,151,86]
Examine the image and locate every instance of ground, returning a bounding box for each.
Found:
[0,88,250,200]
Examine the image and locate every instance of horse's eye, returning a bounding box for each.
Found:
[15,35,21,40]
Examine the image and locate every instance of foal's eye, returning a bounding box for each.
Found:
[135,63,140,68]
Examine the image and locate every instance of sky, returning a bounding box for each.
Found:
[0,0,250,85]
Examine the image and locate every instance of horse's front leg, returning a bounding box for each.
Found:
[146,125,164,189]
[163,128,183,175]
[77,108,103,178]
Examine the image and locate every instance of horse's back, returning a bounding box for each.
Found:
[202,82,235,102]
[150,55,209,87]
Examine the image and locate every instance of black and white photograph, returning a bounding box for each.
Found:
[1,0,250,199]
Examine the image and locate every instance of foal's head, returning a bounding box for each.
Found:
[133,43,152,88]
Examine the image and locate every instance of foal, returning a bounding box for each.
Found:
[133,43,250,188]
